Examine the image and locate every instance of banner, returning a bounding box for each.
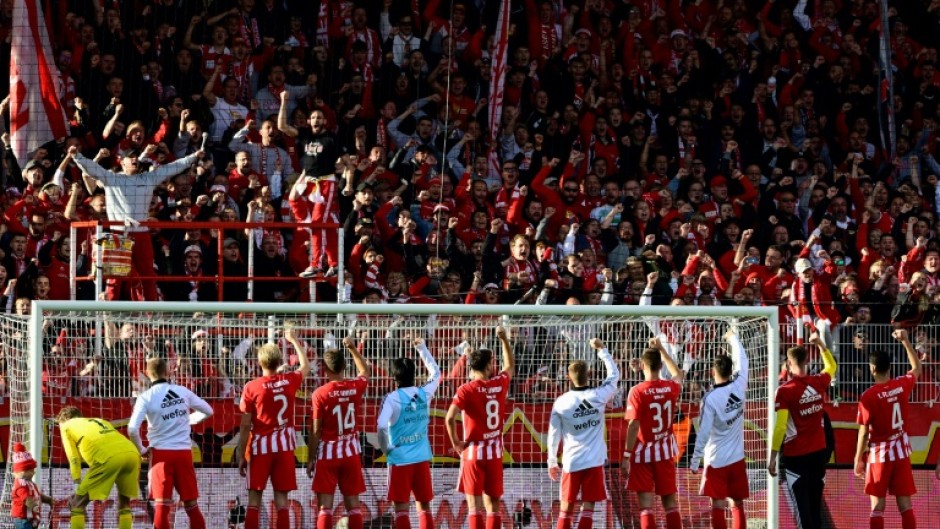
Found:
[486,0,511,179]
[9,0,69,165]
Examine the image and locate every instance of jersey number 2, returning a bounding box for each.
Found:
[274,395,289,426]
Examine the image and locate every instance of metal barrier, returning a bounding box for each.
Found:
[68,220,344,302]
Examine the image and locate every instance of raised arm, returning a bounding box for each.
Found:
[414,337,442,395]
[651,336,684,383]
[284,323,311,378]
[810,331,837,378]
[344,335,371,378]
[278,90,299,138]
[893,328,922,378]
[496,325,515,377]
[725,330,748,382]
[591,337,620,394]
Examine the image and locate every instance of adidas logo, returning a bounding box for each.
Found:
[798,385,822,405]
[573,400,599,418]
[724,394,743,413]
[161,389,185,409]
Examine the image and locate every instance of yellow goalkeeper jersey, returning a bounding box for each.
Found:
[59,418,138,481]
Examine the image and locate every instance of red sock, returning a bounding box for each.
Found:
[665,507,682,529]
[395,509,411,529]
[348,508,364,529]
[711,508,727,529]
[900,507,916,529]
[153,501,172,529]
[486,512,502,529]
[419,510,435,529]
[731,506,745,529]
[870,510,884,529]
[185,503,206,529]
[577,509,593,529]
[277,506,291,529]
[317,507,333,529]
[246,505,261,529]
[640,509,655,529]
[469,510,485,529]
[556,512,573,529]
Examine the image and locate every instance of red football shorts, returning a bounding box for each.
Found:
[247,451,297,492]
[387,461,434,503]
[458,457,504,497]
[626,459,677,496]
[312,455,366,495]
[561,466,607,503]
[865,457,917,498]
[149,449,199,501]
[699,459,750,500]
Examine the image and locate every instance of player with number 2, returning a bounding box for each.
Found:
[235,325,311,529]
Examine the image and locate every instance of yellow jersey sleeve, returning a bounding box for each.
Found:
[60,418,136,480]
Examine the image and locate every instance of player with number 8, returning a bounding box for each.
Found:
[309,334,373,529]
[622,336,685,529]
[235,324,312,529]
[445,326,515,529]
[854,329,921,529]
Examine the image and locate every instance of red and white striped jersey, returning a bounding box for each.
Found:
[625,378,682,463]
[239,371,303,456]
[309,175,340,223]
[453,372,511,460]
[503,258,539,289]
[858,373,917,463]
[312,376,368,460]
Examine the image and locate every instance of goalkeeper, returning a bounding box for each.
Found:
[57,406,142,529]
[689,330,749,529]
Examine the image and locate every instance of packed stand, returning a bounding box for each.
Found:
[1,1,940,397]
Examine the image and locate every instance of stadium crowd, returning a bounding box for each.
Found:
[2,1,940,394]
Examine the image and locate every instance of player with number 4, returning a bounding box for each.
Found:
[309,335,372,529]
[445,326,515,529]
[622,336,685,529]
[854,329,921,529]
[235,325,312,529]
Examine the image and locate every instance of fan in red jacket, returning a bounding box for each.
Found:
[790,256,841,348]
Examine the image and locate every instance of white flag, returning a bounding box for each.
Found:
[486,0,511,177]
[9,0,69,165]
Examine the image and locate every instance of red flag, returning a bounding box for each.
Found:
[487,0,511,178]
[10,0,69,165]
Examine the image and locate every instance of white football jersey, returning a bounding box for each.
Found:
[128,381,213,452]
[548,347,620,472]
[691,335,749,469]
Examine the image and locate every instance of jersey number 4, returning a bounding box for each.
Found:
[891,402,903,431]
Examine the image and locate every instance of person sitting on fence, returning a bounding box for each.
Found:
[68,144,204,301]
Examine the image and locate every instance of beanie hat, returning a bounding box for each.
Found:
[12,443,36,473]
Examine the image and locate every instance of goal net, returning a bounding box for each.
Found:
[0,302,777,529]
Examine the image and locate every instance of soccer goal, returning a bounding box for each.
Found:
[1,301,778,529]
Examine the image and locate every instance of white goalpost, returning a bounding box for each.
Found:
[4,301,778,529]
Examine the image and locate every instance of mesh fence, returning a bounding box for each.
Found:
[0,307,772,529]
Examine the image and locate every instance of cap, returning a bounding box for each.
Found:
[794,258,813,274]
[209,184,227,193]
[670,29,688,39]
[710,175,728,188]
[483,283,500,290]
[184,244,202,255]
[356,181,374,192]
[12,443,36,473]
[428,176,443,187]
[191,329,208,340]
[543,176,559,185]
[23,160,41,172]
[433,204,450,214]
[575,28,592,38]
[223,238,239,248]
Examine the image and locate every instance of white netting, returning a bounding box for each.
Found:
[0,306,773,529]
